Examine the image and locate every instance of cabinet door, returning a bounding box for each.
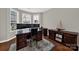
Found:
[63,33,78,50]
[63,33,77,44]
[49,30,56,40]
[17,34,27,50]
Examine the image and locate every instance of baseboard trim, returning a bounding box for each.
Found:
[0,36,16,43]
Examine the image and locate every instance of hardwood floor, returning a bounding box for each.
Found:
[44,36,73,51]
[0,38,16,51]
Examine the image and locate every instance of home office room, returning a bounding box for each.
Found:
[0,0,79,59]
[0,8,79,51]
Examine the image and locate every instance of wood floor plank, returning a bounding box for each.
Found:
[44,36,73,51]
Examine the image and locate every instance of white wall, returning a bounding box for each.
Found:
[43,8,79,33]
[0,8,16,42]
[0,8,7,41]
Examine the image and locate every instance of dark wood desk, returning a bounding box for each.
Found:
[16,28,78,51]
[16,30,42,50]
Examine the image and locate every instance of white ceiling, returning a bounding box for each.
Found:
[19,8,51,13]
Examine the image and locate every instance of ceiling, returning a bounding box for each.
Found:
[19,8,51,13]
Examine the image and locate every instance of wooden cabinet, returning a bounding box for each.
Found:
[63,31,77,44]
[49,29,78,50]
[49,30,64,43]
[16,33,31,50]
[63,31,78,50]
[49,30,56,40]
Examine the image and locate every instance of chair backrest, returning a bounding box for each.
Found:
[43,28,48,36]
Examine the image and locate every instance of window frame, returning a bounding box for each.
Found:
[10,8,19,32]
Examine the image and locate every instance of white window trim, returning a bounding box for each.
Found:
[10,8,19,32]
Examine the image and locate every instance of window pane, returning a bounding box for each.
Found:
[11,23,16,30]
[33,14,40,24]
[10,9,18,31]
[22,13,31,24]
